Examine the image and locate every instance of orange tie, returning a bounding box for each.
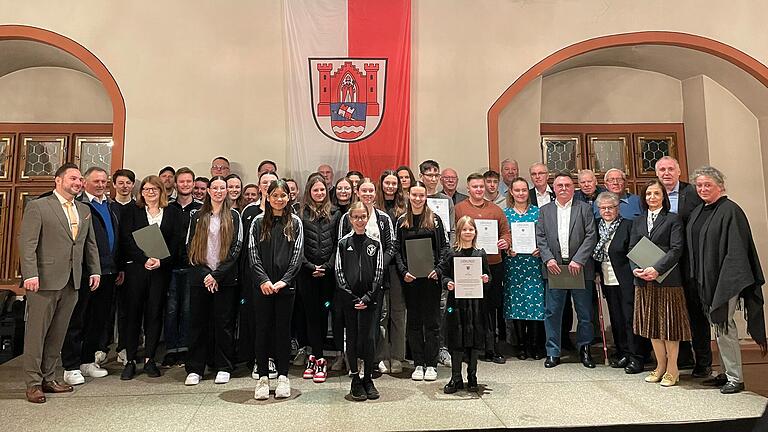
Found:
[65,201,79,239]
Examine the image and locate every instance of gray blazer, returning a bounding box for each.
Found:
[19,193,100,290]
[535,199,597,280]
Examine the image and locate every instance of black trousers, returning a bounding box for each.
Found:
[253,291,295,377]
[485,263,506,353]
[186,281,238,376]
[682,281,713,368]
[602,282,641,361]
[403,278,441,367]
[123,262,170,362]
[451,348,479,379]
[297,269,334,357]
[344,306,377,379]
[512,319,544,352]
[62,274,117,369]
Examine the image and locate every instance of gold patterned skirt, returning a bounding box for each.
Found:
[633,283,692,341]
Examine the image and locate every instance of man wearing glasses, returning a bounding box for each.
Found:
[603,169,641,221]
[528,163,555,207]
[439,168,467,204]
[210,156,231,178]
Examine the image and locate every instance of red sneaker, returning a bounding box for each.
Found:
[313,358,327,383]
[303,355,317,379]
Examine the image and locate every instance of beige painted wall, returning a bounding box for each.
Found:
[541,67,683,123]
[681,76,710,172]
[497,76,541,176]
[0,67,111,122]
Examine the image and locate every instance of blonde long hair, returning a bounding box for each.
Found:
[453,215,477,252]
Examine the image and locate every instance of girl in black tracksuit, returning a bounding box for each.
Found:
[394,181,449,381]
[249,180,304,399]
[336,202,384,401]
[298,175,341,381]
[437,216,490,394]
[184,176,242,384]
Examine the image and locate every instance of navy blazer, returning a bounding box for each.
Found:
[78,194,120,274]
[535,199,597,281]
[676,181,703,224]
[628,209,683,287]
[529,187,555,207]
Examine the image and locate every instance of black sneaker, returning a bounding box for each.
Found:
[120,361,136,381]
[349,375,367,401]
[362,377,380,400]
[144,360,162,378]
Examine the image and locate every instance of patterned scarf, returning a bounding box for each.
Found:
[592,217,623,262]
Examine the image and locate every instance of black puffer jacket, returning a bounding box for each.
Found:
[301,206,341,271]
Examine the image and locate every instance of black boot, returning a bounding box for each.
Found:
[362,377,380,400]
[580,345,595,369]
[349,375,367,401]
[466,373,478,392]
[444,375,464,394]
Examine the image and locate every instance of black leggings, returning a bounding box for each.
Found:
[403,278,441,368]
[297,269,334,357]
[123,263,169,362]
[344,307,377,379]
[253,292,295,377]
[186,282,238,375]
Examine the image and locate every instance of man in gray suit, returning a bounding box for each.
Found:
[536,172,597,369]
[19,162,100,403]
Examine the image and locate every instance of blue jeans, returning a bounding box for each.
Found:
[544,281,594,357]
[165,268,191,353]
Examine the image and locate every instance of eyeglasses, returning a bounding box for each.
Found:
[531,172,548,177]
[442,176,457,181]
[598,205,618,211]
[211,165,228,170]
[351,215,368,221]
[605,179,624,184]
[422,173,440,178]
[142,187,159,193]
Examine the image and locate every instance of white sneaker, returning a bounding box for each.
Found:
[378,360,390,374]
[185,373,201,386]
[424,366,438,381]
[251,362,259,380]
[275,375,291,399]
[268,358,278,379]
[411,366,424,381]
[390,359,403,374]
[292,347,308,366]
[254,376,270,400]
[80,362,108,378]
[117,349,128,366]
[331,353,345,371]
[64,369,85,385]
[214,371,230,384]
[438,349,452,368]
[94,350,107,366]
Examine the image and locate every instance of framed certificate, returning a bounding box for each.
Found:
[454,257,483,299]
[511,221,536,254]
[475,219,498,255]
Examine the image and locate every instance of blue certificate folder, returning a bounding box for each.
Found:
[627,236,675,283]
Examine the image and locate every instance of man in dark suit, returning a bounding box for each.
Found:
[19,163,100,403]
[61,166,120,385]
[656,156,711,377]
[528,162,555,206]
[536,172,597,369]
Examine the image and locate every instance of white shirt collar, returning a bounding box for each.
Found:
[52,190,74,206]
[555,198,573,209]
[536,185,553,195]
[85,191,106,204]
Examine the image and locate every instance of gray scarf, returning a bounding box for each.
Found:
[592,217,622,262]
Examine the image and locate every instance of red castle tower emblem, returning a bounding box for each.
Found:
[309,58,387,142]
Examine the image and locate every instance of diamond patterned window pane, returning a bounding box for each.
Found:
[543,138,578,173]
[639,138,671,172]
[592,139,625,173]
[23,138,64,177]
[77,137,113,174]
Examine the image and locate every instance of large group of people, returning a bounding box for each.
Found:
[17,154,766,404]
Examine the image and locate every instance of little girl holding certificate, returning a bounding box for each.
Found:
[437,216,490,394]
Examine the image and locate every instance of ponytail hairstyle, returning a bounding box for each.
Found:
[453,215,477,252]
[401,181,435,230]
[260,179,296,242]
[188,176,234,265]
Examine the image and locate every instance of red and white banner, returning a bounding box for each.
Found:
[284,0,410,184]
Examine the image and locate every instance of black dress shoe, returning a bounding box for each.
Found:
[544,356,560,368]
[691,365,712,378]
[703,373,728,387]
[121,361,136,380]
[517,347,528,361]
[532,349,544,360]
[144,360,162,378]
[611,355,630,369]
[483,351,494,362]
[443,376,464,394]
[491,353,506,364]
[466,374,478,392]
[580,345,595,369]
[624,359,644,374]
[720,381,745,394]
[362,377,380,400]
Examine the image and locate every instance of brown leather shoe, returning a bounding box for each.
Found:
[42,380,74,393]
[26,385,46,403]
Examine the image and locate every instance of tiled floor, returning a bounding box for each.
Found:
[1,346,766,432]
